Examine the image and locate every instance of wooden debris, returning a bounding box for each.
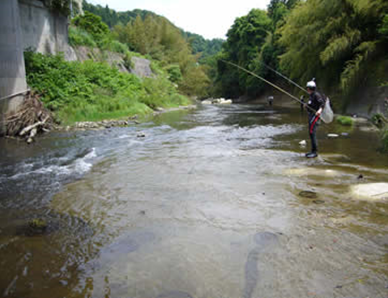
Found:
[5,91,52,143]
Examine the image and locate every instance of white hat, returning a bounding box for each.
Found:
[306,81,316,88]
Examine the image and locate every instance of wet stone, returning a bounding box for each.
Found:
[299,191,318,199]
[27,218,48,235]
[157,291,193,298]
[312,199,325,204]
[137,132,146,138]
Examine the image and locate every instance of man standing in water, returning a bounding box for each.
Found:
[267,95,274,106]
[305,80,324,158]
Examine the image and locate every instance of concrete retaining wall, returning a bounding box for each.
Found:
[0,0,28,135]
[19,0,76,60]
[345,86,388,118]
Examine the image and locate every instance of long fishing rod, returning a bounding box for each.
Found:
[220,59,317,114]
[259,61,308,94]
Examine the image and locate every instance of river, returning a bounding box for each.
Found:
[0,103,388,298]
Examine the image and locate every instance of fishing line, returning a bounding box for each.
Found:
[220,59,317,114]
[259,61,308,94]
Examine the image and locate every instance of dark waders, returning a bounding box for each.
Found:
[308,113,319,154]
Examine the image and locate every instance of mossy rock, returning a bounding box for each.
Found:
[336,116,354,126]
[27,218,48,235]
[299,190,318,199]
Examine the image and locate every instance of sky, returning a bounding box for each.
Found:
[86,0,271,40]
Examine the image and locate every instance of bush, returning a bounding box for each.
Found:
[68,26,97,47]
[71,11,110,42]
[372,113,388,129]
[24,51,189,124]
[108,40,129,54]
[336,115,354,126]
[165,64,183,83]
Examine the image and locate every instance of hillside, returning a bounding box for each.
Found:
[82,0,224,62]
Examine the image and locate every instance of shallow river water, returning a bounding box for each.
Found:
[1,103,388,298]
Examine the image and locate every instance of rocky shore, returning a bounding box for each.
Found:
[202,98,233,105]
[56,105,197,131]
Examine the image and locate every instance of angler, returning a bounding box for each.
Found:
[220,60,333,159]
[305,80,324,158]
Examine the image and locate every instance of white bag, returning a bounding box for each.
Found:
[320,97,334,124]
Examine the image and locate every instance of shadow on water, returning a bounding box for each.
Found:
[243,232,280,298]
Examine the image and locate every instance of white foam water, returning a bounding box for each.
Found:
[3,148,97,181]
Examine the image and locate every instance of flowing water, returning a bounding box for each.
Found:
[1,103,388,298]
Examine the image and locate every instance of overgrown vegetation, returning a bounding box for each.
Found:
[112,14,210,97]
[213,1,298,98]
[70,5,211,97]
[336,116,354,126]
[278,0,388,105]
[379,127,388,152]
[24,51,189,124]
[371,113,388,152]
[211,0,388,106]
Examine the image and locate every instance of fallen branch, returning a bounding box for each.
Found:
[19,116,49,136]
[27,128,38,144]
[4,91,53,140]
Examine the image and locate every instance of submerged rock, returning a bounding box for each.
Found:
[299,190,318,199]
[327,133,339,138]
[312,199,325,204]
[28,218,48,235]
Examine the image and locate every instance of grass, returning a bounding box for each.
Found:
[57,100,152,124]
[336,115,354,126]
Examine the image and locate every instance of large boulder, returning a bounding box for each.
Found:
[130,57,154,78]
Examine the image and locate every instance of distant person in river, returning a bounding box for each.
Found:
[305,80,325,158]
[267,96,274,106]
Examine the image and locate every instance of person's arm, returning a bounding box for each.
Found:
[315,93,325,116]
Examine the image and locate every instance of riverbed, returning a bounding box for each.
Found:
[0,103,387,298]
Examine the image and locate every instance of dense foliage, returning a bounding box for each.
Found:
[82,1,154,28]
[82,1,224,62]
[112,14,210,97]
[212,0,388,107]
[215,9,274,98]
[278,0,388,101]
[24,51,189,124]
[182,32,224,63]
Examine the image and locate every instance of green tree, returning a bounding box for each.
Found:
[72,11,110,42]
[278,0,388,103]
[215,9,271,97]
[379,14,388,38]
